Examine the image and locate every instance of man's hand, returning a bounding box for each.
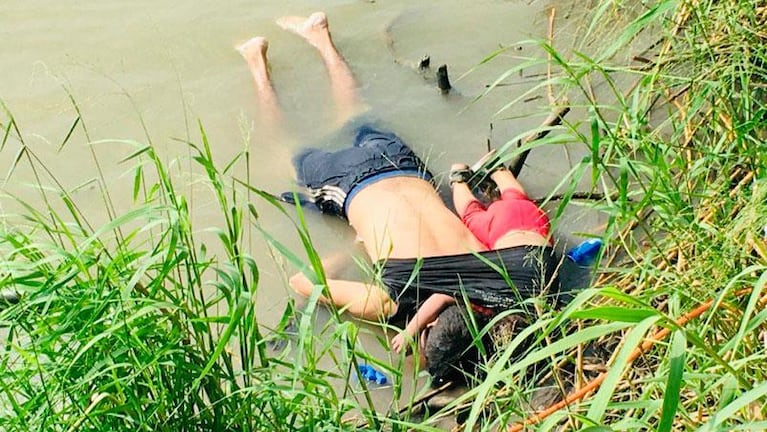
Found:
[288,272,314,297]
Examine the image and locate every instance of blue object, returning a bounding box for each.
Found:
[566,239,603,266]
[364,368,377,381]
[357,364,387,385]
[374,372,387,385]
[357,364,372,379]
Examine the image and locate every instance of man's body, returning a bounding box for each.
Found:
[348,178,485,262]
[240,13,564,369]
[238,12,486,323]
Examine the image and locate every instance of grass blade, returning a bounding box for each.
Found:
[587,316,660,424]
[657,330,686,432]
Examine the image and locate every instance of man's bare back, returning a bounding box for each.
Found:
[348,177,486,261]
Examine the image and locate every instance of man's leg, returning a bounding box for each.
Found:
[237,37,284,138]
[277,12,368,126]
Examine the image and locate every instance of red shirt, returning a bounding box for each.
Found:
[461,189,551,248]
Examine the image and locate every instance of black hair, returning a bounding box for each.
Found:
[423,305,491,386]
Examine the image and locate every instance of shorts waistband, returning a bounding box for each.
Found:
[344,169,432,215]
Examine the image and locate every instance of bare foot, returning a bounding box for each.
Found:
[276,12,330,48]
[236,36,268,63]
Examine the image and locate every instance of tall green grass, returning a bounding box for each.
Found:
[2,0,766,430]
[453,0,767,430]
[0,101,413,430]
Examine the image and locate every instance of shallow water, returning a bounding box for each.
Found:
[1,0,605,421]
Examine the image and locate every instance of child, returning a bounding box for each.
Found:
[391,152,558,353]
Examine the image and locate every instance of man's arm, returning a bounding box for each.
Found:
[289,272,396,320]
[391,293,455,353]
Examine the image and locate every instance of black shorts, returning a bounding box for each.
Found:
[292,117,433,217]
[379,246,566,323]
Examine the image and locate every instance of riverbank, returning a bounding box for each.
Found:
[1,0,766,430]
[467,0,767,429]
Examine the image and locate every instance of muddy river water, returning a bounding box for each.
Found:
[2,0,603,419]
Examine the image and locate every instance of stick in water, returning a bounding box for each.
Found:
[509,106,570,177]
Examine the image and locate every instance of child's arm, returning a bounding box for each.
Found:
[391,293,455,353]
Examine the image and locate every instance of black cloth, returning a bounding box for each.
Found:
[380,245,565,322]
